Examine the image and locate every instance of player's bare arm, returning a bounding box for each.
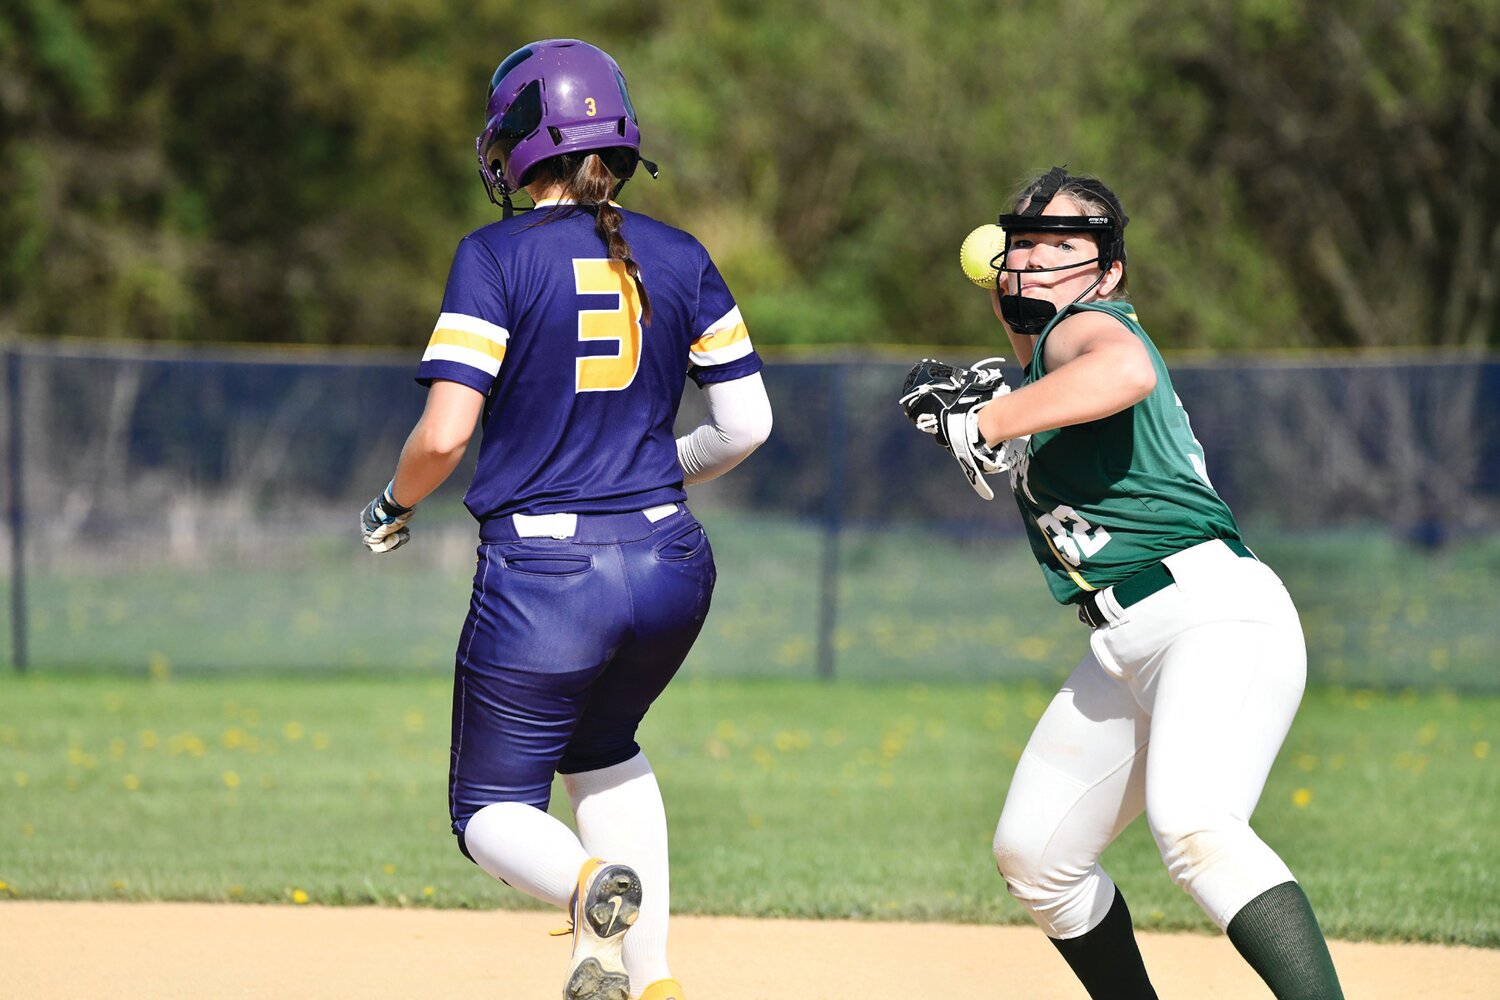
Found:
[389,379,484,506]
[360,379,483,554]
[975,312,1155,446]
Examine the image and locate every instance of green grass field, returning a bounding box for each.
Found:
[1,674,1494,946]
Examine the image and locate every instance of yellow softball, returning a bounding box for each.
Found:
[959,223,1006,289]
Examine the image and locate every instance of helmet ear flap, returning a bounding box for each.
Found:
[596,147,640,181]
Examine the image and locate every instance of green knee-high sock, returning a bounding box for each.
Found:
[1050,888,1158,1000]
[1226,881,1344,1000]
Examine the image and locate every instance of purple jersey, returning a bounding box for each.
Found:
[416,205,762,521]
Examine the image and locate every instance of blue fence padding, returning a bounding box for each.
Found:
[3,343,1498,681]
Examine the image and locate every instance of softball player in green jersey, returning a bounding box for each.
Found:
[913,167,1344,1000]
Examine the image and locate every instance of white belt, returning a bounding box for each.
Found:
[511,503,678,539]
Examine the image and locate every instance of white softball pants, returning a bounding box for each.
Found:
[993,539,1307,939]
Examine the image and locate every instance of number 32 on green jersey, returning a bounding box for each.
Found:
[1036,505,1112,568]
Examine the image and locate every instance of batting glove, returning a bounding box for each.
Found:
[360,482,416,554]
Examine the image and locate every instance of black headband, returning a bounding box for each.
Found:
[1020,165,1069,216]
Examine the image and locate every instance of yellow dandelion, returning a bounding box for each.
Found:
[282,721,304,742]
[422,886,435,897]
[13,772,27,788]
[123,774,140,791]
[382,864,396,875]
[403,710,425,734]
[223,771,241,789]
[311,733,331,751]
[291,889,310,904]
[67,746,97,768]
[1474,741,1490,760]
[1291,788,1313,808]
[111,880,126,891]
[139,730,159,750]
[746,814,764,829]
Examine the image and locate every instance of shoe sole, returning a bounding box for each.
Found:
[565,865,642,1000]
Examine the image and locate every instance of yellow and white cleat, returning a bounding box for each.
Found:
[638,978,685,1000]
[564,858,642,1000]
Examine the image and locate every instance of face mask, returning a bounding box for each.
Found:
[995,166,1124,335]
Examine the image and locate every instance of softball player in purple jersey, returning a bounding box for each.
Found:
[359,39,770,1000]
[904,167,1342,999]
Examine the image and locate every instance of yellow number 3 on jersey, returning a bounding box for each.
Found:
[574,259,643,392]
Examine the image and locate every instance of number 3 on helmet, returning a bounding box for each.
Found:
[475,38,659,207]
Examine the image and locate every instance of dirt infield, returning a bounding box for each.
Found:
[6,901,1497,998]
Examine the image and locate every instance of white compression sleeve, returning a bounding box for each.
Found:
[462,801,589,909]
[675,372,773,485]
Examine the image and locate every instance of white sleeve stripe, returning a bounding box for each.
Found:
[434,312,509,345]
[690,338,755,368]
[697,305,743,340]
[421,342,501,377]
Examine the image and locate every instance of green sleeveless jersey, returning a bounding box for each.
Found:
[1009,300,1241,604]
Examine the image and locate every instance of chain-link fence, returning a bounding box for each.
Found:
[3,342,1497,689]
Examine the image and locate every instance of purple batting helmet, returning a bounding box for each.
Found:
[476,39,650,205]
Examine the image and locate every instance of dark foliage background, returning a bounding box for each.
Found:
[3,0,1497,350]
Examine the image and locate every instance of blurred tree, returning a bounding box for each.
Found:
[1,0,1495,350]
[1126,0,1500,348]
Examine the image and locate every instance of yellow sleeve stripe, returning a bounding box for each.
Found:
[690,307,754,367]
[433,311,509,345]
[421,342,502,377]
[691,320,749,352]
[687,325,747,355]
[428,326,508,362]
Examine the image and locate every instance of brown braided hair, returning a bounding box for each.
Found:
[525,151,653,325]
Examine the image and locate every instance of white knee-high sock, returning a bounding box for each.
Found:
[564,753,672,992]
[462,801,590,909]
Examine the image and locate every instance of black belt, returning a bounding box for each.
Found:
[1076,538,1255,629]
